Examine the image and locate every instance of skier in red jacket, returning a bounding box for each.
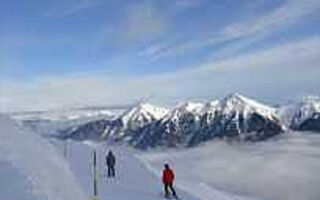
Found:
[162,163,178,198]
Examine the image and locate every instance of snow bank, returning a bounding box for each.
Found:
[0,114,86,200]
[139,132,320,200]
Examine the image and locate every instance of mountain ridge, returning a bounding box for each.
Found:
[18,93,320,149]
[66,93,287,149]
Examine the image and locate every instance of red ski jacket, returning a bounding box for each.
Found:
[162,169,175,184]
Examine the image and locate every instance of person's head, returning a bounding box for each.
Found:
[164,163,170,170]
[108,150,113,155]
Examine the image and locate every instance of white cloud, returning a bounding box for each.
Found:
[223,0,320,39]
[1,36,319,112]
[116,2,169,44]
[139,0,320,60]
[44,0,100,18]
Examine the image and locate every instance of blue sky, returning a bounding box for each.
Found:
[1,0,320,111]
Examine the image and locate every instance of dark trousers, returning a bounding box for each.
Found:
[107,165,115,177]
[164,183,177,197]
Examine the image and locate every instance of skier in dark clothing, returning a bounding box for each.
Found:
[162,163,178,199]
[106,150,116,177]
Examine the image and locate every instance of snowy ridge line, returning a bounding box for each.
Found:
[67,93,286,148]
[11,93,320,125]
[21,93,320,149]
[120,102,169,129]
[135,154,257,200]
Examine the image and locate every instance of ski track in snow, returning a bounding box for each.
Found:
[62,142,201,200]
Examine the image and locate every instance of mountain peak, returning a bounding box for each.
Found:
[223,93,250,104]
[136,102,157,111]
[177,102,204,113]
[121,103,168,126]
[222,93,265,107]
[218,93,276,118]
[162,102,203,122]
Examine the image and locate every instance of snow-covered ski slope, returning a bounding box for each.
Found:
[62,141,202,200]
[53,140,261,200]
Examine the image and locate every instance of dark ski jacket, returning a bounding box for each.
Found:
[106,152,115,166]
[162,168,175,184]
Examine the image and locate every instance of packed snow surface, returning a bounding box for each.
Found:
[62,142,201,200]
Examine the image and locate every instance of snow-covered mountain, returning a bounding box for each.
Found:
[188,94,283,146]
[278,97,320,132]
[214,93,276,119]
[68,103,169,141]
[61,94,317,149]
[120,103,168,131]
[131,102,204,148]
[133,94,284,149]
